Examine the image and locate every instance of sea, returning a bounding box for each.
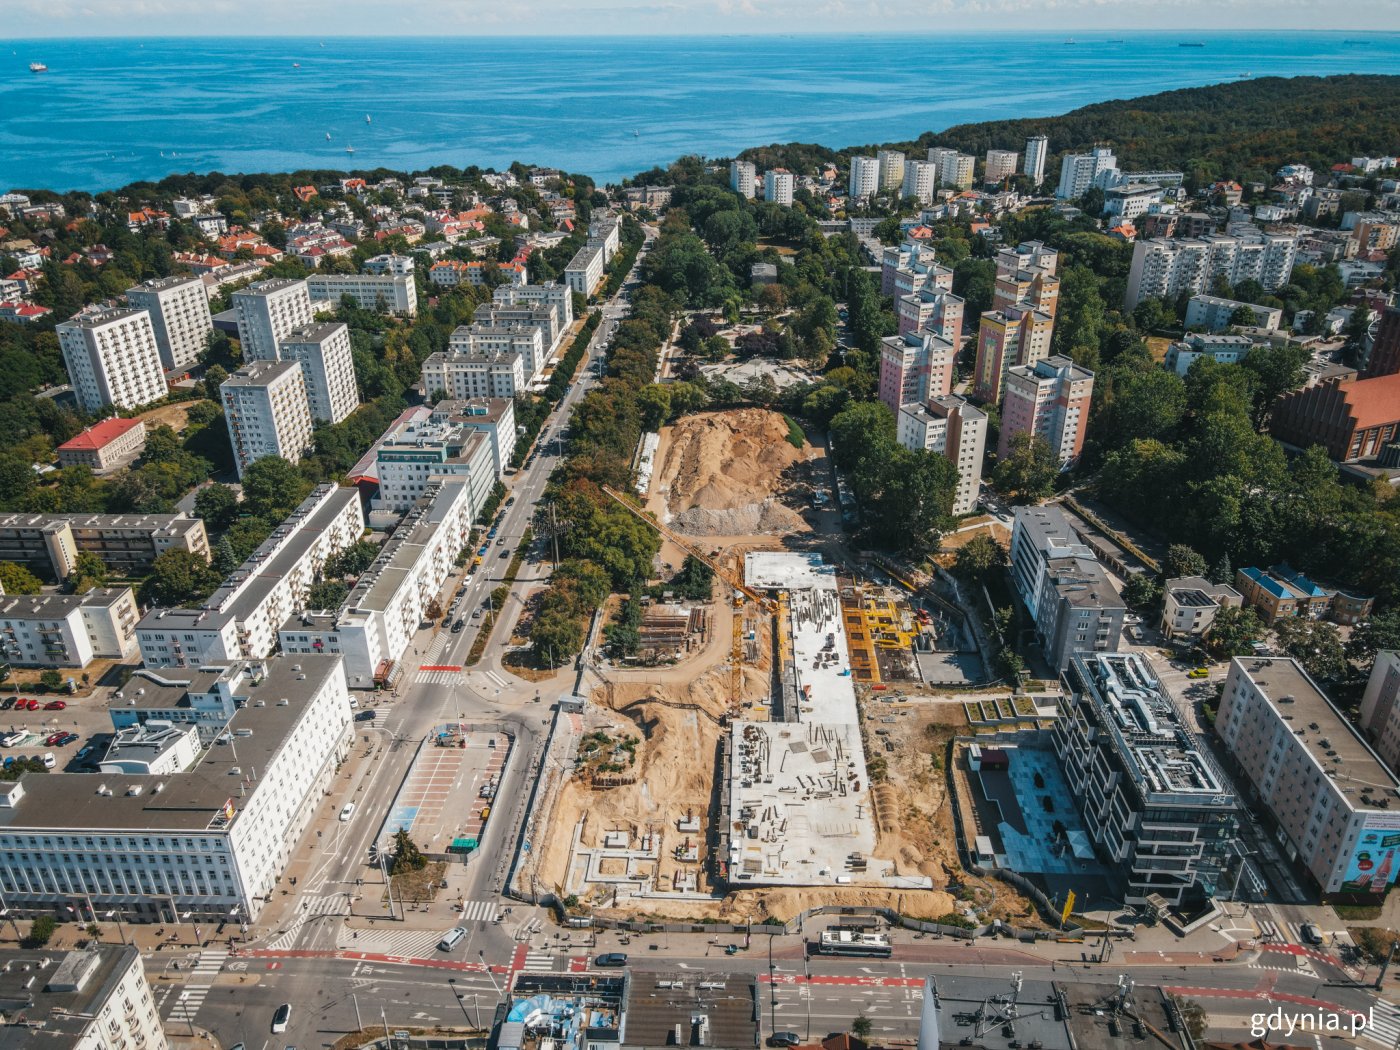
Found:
[1,32,1398,194]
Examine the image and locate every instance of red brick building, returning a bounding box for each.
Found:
[1270,371,1400,462]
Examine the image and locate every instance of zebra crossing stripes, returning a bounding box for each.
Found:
[520,950,557,972]
[340,927,444,958]
[1365,1000,1400,1046]
[1256,920,1302,944]
[459,899,499,923]
[414,669,461,685]
[266,893,347,951]
[165,949,227,1025]
[422,635,448,664]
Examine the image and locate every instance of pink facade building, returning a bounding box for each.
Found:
[879,330,957,413]
[998,354,1095,465]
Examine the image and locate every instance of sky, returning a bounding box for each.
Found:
[4,0,1391,36]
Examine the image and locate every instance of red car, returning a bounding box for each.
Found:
[22,699,38,711]
[45,732,64,746]
[43,701,65,711]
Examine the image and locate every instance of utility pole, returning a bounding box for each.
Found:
[352,992,363,1032]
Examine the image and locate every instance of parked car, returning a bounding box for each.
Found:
[593,953,627,968]
[45,732,64,746]
[76,745,93,760]
[1187,668,1210,679]
[58,733,78,746]
[0,697,14,710]
[44,700,65,710]
[0,733,23,748]
[768,1035,801,1048]
[271,1004,292,1033]
[41,752,55,769]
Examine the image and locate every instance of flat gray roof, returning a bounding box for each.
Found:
[223,359,300,388]
[346,480,470,615]
[0,946,142,1050]
[282,321,347,345]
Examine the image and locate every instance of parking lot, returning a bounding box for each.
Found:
[0,688,113,773]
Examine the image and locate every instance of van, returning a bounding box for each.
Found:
[1301,922,1324,946]
[438,927,466,952]
[339,803,356,822]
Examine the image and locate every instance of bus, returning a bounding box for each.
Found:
[815,929,892,958]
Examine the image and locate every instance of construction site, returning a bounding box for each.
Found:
[530,408,1023,923]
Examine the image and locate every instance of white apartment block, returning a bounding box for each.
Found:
[730,159,757,199]
[878,329,957,412]
[305,272,418,316]
[280,480,477,689]
[0,587,138,669]
[1124,232,1299,308]
[493,282,574,350]
[1024,135,1048,186]
[1056,146,1117,199]
[0,511,208,580]
[985,149,1019,184]
[996,240,1059,279]
[848,156,880,199]
[1217,656,1400,896]
[57,308,168,413]
[220,360,314,478]
[764,169,795,206]
[0,656,352,921]
[895,395,986,516]
[374,418,496,514]
[589,213,622,262]
[1184,293,1283,332]
[0,946,168,1050]
[137,485,363,669]
[564,242,605,295]
[926,147,955,184]
[429,397,517,477]
[877,150,906,191]
[363,253,415,275]
[421,349,526,400]
[279,322,360,424]
[901,159,939,204]
[1160,576,1242,641]
[125,274,213,371]
[451,323,545,381]
[1360,651,1400,775]
[232,278,314,361]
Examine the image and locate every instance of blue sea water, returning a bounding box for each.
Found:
[0,32,1397,193]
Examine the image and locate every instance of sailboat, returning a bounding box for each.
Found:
[326,132,332,141]
[365,114,372,125]
[346,145,356,154]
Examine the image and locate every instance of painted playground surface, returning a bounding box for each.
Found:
[376,724,512,856]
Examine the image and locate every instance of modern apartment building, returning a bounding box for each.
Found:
[220,360,315,477]
[848,156,880,199]
[1011,505,1125,671]
[763,168,795,206]
[1184,294,1283,333]
[0,655,352,921]
[278,322,360,424]
[1162,333,1254,376]
[279,480,477,689]
[1359,651,1400,774]
[926,146,957,183]
[942,152,975,189]
[428,397,517,477]
[0,587,138,669]
[1056,146,1117,199]
[231,278,314,360]
[877,150,906,190]
[492,281,574,352]
[730,159,756,198]
[1160,576,1242,640]
[1269,371,1400,463]
[1054,652,1239,905]
[894,395,986,516]
[878,329,957,412]
[137,485,363,668]
[374,418,496,514]
[305,272,418,316]
[363,253,415,276]
[0,511,208,580]
[1123,232,1299,309]
[972,305,1055,403]
[0,946,168,1050]
[564,242,605,295]
[998,355,1094,465]
[992,267,1060,318]
[125,274,213,371]
[57,417,147,472]
[900,159,939,204]
[421,349,526,400]
[57,308,168,412]
[1216,656,1400,897]
[1023,135,1049,186]
[984,149,1019,184]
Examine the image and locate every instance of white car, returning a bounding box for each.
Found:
[339,803,356,822]
[271,1003,291,1033]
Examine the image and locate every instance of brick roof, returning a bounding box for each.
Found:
[58,417,144,452]
[1344,372,1400,429]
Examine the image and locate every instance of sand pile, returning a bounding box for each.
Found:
[655,409,816,536]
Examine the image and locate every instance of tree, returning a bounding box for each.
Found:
[67,551,108,593]
[1349,609,1400,671]
[389,829,427,874]
[307,579,349,611]
[993,433,1058,505]
[141,548,221,607]
[1121,572,1163,611]
[0,563,42,594]
[194,484,240,531]
[23,915,56,949]
[1168,996,1208,1043]
[0,452,34,508]
[852,1015,873,1039]
[1164,545,1208,580]
[325,540,380,579]
[1228,304,1259,327]
[142,424,183,464]
[240,456,313,521]
[953,534,1007,584]
[211,535,239,576]
[1205,604,1264,658]
[1272,618,1347,681]
[1209,553,1233,586]
[40,669,63,691]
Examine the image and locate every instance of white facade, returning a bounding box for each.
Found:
[374,421,496,514]
[0,947,168,1050]
[1184,294,1283,333]
[221,360,314,478]
[421,350,526,400]
[0,587,138,669]
[232,278,314,361]
[305,272,418,316]
[279,322,360,424]
[363,253,415,276]
[493,282,574,352]
[984,149,1019,184]
[901,160,939,204]
[848,156,880,199]
[877,150,906,190]
[1056,147,1117,199]
[894,395,986,516]
[1360,651,1400,775]
[730,160,756,199]
[450,323,545,381]
[1124,232,1299,308]
[564,242,605,295]
[125,275,213,371]
[941,153,975,190]
[1024,135,1048,186]
[763,169,795,206]
[57,309,168,413]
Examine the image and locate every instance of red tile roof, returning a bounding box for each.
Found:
[1345,372,1400,429]
[58,417,144,452]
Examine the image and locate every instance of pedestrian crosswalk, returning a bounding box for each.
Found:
[266,892,347,951]
[520,950,557,972]
[422,635,448,664]
[414,669,461,685]
[166,949,227,1025]
[339,927,444,958]
[1367,1000,1400,1046]
[1257,920,1305,944]
[460,899,500,923]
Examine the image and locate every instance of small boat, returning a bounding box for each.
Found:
[1179,41,1205,47]
[633,129,640,137]
[293,62,300,68]
[29,61,47,73]
[346,145,355,154]
[325,132,332,141]
[365,114,372,124]
[1063,38,1076,45]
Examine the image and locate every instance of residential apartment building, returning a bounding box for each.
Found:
[278,322,359,424]
[1163,332,1255,376]
[998,355,1094,465]
[220,360,315,478]
[492,281,574,352]
[57,308,168,413]
[373,417,497,514]
[1234,565,1373,626]
[1269,371,1400,463]
[1216,657,1400,896]
[57,417,146,472]
[730,160,756,199]
[0,655,352,921]
[995,240,1058,280]
[763,169,794,206]
[1010,505,1126,671]
[1104,183,1163,220]
[926,147,957,183]
[363,253,415,276]
[877,150,906,191]
[1185,293,1283,332]
[137,485,363,668]
[992,267,1060,318]
[428,397,517,477]
[1056,147,1117,199]
[231,278,314,361]
[942,152,975,190]
[421,349,526,400]
[1160,576,1243,640]
[305,272,418,316]
[972,305,1054,402]
[848,156,880,199]
[878,329,957,412]
[564,242,605,295]
[0,946,167,1050]
[0,587,138,669]
[0,511,208,580]
[984,149,1019,184]
[125,274,213,371]
[896,288,964,341]
[1123,232,1299,309]
[279,480,477,688]
[1023,135,1048,186]
[450,322,545,382]
[1054,652,1239,905]
[900,159,939,205]
[894,395,986,515]
[1359,651,1400,773]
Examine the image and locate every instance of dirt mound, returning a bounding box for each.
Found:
[655,409,816,536]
